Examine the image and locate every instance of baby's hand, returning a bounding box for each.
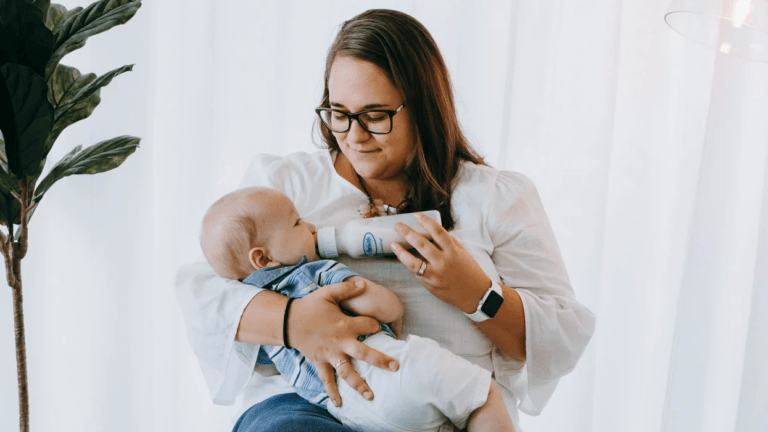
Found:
[388,316,403,339]
[340,277,404,324]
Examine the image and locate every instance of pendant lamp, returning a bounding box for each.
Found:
[665,0,768,62]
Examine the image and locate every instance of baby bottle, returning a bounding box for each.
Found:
[316,210,441,259]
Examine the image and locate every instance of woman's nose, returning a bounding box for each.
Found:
[346,118,370,143]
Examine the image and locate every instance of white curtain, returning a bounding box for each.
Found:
[1,1,766,431]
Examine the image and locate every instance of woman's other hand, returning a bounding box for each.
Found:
[390,213,491,314]
[288,279,400,407]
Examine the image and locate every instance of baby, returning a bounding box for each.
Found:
[201,187,515,432]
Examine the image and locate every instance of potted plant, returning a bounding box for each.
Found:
[0,0,142,430]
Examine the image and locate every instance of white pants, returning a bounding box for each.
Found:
[327,333,492,432]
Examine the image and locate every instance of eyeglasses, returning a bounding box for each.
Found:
[315,103,406,135]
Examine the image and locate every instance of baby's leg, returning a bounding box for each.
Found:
[466,381,515,432]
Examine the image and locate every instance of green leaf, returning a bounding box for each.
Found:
[33,135,139,203]
[0,190,21,227]
[33,143,78,202]
[27,0,50,19]
[0,138,8,173]
[0,162,16,195]
[0,138,26,192]
[44,64,97,150]
[0,0,55,77]
[0,140,16,194]
[40,63,132,176]
[45,3,82,33]
[0,63,54,180]
[0,135,20,228]
[46,63,94,114]
[52,63,132,126]
[44,0,141,80]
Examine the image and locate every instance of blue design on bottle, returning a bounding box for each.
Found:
[362,232,377,257]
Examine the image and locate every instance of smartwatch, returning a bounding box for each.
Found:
[464,281,504,322]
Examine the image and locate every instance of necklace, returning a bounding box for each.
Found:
[355,172,405,218]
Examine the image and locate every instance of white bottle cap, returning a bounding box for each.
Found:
[316,226,338,258]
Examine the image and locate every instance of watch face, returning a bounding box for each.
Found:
[480,291,504,318]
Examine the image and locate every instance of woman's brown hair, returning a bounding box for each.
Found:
[315,9,486,230]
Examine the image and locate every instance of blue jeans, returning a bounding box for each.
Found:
[232,393,355,432]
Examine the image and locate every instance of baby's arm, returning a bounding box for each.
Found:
[339,276,404,324]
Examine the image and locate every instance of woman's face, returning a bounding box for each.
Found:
[327,56,415,182]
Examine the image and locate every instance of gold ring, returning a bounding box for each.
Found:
[334,359,349,369]
[416,260,427,276]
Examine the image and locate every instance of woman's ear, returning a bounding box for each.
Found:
[249,247,280,270]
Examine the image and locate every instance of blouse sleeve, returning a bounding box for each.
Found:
[486,171,595,416]
[174,154,295,405]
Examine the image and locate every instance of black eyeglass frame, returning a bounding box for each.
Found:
[315,103,406,135]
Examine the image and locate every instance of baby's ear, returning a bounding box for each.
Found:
[249,247,279,270]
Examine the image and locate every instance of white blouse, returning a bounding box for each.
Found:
[175,150,595,428]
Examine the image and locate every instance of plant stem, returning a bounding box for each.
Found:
[10,242,28,432]
[4,179,32,432]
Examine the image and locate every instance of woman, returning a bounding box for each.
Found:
[176,9,595,432]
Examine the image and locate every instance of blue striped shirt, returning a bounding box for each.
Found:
[242,256,396,407]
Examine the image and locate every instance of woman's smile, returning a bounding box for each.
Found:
[351,148,380,154]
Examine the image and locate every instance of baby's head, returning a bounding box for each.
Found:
[200,187,318,281]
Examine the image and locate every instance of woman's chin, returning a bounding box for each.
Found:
[351,161,388,180]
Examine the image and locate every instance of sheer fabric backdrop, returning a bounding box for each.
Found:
[0,1,766,431]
